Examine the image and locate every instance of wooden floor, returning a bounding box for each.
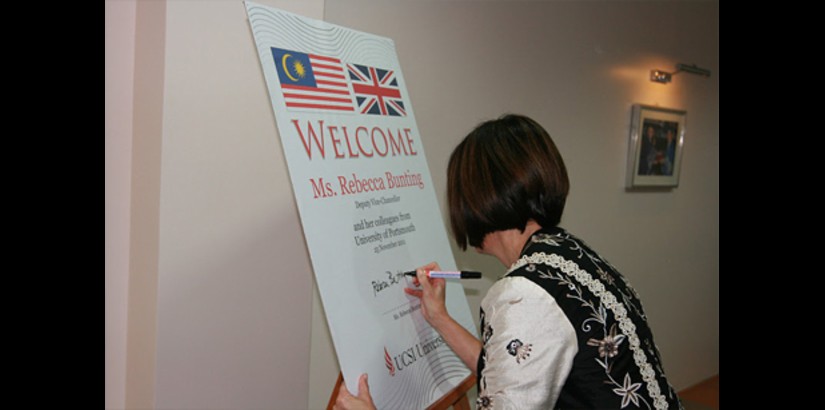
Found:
[678,374,719,410]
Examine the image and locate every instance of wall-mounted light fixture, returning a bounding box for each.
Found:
[650,63,711,84]
[650,70,672,83]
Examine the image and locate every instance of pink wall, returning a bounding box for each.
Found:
[105,1,136,407]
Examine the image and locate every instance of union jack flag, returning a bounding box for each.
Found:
[347,63,406,116]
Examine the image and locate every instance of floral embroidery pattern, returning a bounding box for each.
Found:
[531,233,562,247]
[587,323,625,359]
[596,266,615,286]
[506,339,532,364]
[476,395,493,409]
[618,287,647,321]
[537,269,605,333]
[613,373,643,409]
[536,266,646,407]
[478,308,491,392]
[481,309,494,344]
[552,231,643,305]
[509,250,669,410]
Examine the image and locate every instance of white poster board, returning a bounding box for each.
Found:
[245,3,476,408]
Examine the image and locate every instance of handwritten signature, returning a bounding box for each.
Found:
[372,270,407,297]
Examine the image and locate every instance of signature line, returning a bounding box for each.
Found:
[382,300,419,316]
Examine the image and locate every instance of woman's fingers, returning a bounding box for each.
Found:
[404,287,423,298]
[357,374,373,405]
[334,381,354,408]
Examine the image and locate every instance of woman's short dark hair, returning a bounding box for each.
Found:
[447,114,569,250]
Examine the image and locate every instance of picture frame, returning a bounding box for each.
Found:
[626,104,686,188]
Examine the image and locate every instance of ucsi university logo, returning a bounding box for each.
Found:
[384,336,447,377]
[384,347,396,376]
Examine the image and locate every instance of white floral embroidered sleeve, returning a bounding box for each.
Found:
[477,276,578,409]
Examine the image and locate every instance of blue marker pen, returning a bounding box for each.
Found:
[403,270,482,279]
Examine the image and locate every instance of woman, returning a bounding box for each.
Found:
[335,114,682,409]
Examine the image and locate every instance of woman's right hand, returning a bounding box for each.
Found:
[404,262,450,328]
[405,262,482,373]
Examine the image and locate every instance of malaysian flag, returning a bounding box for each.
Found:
[270,47,355,112]
[347,63,406,116]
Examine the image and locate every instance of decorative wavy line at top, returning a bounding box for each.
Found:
[247,3,398,68]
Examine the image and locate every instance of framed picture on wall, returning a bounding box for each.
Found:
[626,104,686,188]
